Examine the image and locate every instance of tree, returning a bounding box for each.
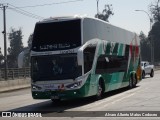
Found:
[148,21,160,63]
[26,33,33,67]
[19,33,33,68]
[0,47,4,67]
[95,4,114,22]
[8,28,24,67]
[28,33,33,49]
[139,32,151,61]
[149,0,160,63]
[150,0,160,22]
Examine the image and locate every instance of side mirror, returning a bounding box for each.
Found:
[77,48,83,66]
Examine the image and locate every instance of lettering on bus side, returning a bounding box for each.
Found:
[60,49,75,54]
[39,44,73,51]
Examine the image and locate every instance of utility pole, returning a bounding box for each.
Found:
[96,0,99,15]
[0,4,8,80]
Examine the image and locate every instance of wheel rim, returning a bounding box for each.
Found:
[129,77,132,88]
[97,84,102,97]
[133,76,137,86]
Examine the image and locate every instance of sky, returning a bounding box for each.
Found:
[0,0,155,54]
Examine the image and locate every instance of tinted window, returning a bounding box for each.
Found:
[96,45,129,74]
[96,55,128,74]
[31,54,82,81]
[84,46,96,74]
[32,19,81,51]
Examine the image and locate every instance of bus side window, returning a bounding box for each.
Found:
[83,46,96,74]
[96,55,128,74]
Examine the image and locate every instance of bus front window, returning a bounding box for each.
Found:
[31,54,82,81]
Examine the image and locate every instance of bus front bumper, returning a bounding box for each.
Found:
[32,87,88,100]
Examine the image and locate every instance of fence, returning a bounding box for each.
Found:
[0,68,30,80]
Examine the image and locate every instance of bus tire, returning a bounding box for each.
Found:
[129,74,137,89]
[96,79,105,100]
[133,74,137,87]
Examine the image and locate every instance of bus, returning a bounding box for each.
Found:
[30,16,142,101]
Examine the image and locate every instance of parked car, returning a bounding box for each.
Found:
[141,61,154,79]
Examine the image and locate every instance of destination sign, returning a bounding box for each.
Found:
[39,43,76,50]
[32,43,78,51]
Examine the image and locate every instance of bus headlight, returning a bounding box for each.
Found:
[66,81,82,89]
[32,85,42,90]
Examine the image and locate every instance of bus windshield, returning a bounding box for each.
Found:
[32,19,81,51]
[31,54,82,81]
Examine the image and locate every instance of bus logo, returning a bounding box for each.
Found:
[2,112,11,117]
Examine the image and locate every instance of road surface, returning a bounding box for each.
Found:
[0,70,160,120]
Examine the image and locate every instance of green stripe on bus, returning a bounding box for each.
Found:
[113,43,119,55]
[118,44,124,56]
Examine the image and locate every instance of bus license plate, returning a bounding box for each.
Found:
[51,95,59,99]
[44,84,55,89]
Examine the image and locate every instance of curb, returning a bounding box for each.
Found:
[0,78,31,93]
[0,84,31,93]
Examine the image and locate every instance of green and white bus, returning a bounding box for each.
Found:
[31,16,142,101]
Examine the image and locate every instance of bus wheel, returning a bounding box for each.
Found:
[133,75,137,87]
[129,74,137,89]
[96,79,104,100]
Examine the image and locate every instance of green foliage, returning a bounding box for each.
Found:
[139,32,151,61]
[23,33,33,67]
[148,21,160,62]
[150,21,160,35]
[95,4,114,22]
[0,48,3,59]
[8,28,24,67]
[28,33,33,49]
[0,47,4,67]
[24,50,30,67]
[150,0,160,22]
[148,0,160,63]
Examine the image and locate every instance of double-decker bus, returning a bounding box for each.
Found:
[30,16,142,101]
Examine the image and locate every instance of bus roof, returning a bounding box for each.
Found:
[39,15,137,34]
[36,15,140,46]
[39,15,83,23]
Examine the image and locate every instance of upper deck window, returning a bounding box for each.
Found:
[32,19,81,51]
